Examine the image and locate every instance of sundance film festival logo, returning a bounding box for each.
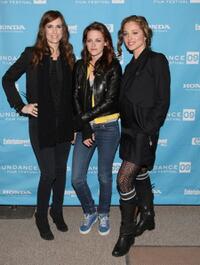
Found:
[0,24,26,33]
[64,190,76,197]
[112,162,121,174]
[167,109,196,121]
[182,109,196,121]
[179,162,191,173]
[192,137,200,145]
[186,52,199,64]
[112,0,125,3]
[0,111,26,121]
[152,164,178,174]
[0,164,38,174]
[150,24,171,32]
[0,55,18,65]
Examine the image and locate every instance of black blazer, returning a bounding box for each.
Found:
[2,47,74,147]
[120,49,170,135]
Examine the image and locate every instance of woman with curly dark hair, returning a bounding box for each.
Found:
[2,10,75,240]
[72,22,122,236]
[112,15,170,257]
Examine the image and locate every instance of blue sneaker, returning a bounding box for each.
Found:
[79,212,98,234]
[98,214,110,236]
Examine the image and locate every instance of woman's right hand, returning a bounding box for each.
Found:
[21,103,38,117]
[83,133,95,147]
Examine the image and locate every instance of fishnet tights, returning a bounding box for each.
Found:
[117,161,141,194]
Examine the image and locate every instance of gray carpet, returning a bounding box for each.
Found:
[0,206,199,265]
[0,207,125,265]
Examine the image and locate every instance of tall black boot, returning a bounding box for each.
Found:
[112,200,137,257]
[50,208,68,232]
[135,176,155,237]
[35,212,54,240]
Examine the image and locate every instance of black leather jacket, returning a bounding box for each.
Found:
[73,58,122,140]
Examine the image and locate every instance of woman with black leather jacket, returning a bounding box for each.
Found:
[72,22,122,236]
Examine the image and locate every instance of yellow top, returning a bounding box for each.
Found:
[87,64,119,124]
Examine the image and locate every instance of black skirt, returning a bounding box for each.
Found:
[119,129,159,170]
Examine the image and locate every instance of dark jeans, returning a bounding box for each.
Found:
[29,120,71,216]
[72,121,120,214]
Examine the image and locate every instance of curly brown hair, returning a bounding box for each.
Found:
[117,15,153,57]
[32,10,75,69]
[81,22,116,73]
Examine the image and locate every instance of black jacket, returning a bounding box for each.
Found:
[120,48,170,136]
[2,47,74,148]
[73,58,122,140]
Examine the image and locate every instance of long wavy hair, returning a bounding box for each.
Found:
[81,22,116,73]
[117,15,153,57]
[31,10,75,69]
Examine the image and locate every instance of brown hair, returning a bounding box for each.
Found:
[81,22,115,72]
[117,15,153,57]
[32,10,75,69]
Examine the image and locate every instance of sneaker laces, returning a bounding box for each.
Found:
[82,214,90,226]
[99,215,109,227]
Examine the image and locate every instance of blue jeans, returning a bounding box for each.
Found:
[72,121,120,214]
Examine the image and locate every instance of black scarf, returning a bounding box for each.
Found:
[37,54,73,148]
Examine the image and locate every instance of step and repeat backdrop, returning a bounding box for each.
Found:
[0,0,200,205]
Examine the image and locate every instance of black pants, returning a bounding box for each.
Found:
[29,120,71,215]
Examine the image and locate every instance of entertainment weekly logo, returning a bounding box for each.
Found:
[166,52,199,65]
[3,138,30,147]
[184,189,200,195]
[195,24,200,31]
[105,24,114,33]
[166,109,196,121]
[152,162,191,174]
[153,0,200,4]
[64,190,76,197]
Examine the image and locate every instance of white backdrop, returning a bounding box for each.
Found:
[0,0,200,205]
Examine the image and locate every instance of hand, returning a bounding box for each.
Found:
[71,133,77,145]
[83,133,95,147]
[21,103,38,117]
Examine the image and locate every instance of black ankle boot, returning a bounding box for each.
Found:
[112,226,135,257]
[50,208,68,232]
[135,207,155,237]
[35,213,54,240]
